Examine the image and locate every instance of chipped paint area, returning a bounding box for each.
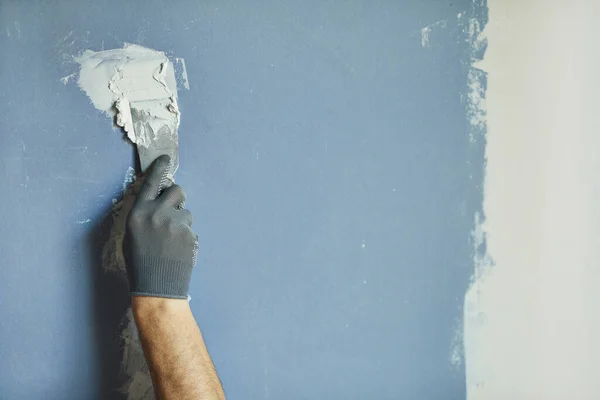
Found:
[465,68,486,144]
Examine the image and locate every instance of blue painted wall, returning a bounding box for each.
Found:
[0,1,486,398]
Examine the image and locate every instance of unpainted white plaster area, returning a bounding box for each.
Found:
[464,1,600,398]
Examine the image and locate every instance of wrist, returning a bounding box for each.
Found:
[132,296,190,323]
[127,255,193,299]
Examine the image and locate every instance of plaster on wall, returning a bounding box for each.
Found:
[75,44,180,147]
[464,1,600,398]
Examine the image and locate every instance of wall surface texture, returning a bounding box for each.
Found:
[0,1,487,399]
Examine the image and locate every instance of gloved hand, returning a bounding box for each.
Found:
[123,155,197,299]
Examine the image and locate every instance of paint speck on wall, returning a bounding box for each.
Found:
[420,20,447,48]
[60,73,75,85]
[421,26,432,48]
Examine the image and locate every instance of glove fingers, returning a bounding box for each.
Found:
[138,155,171,201]
[159,184,187,208]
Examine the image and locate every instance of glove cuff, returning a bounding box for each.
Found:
[129,255,193,299]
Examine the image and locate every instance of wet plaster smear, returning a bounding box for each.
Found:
[75,43,180,148]
[464,0,600,399]
[72,44,186,400]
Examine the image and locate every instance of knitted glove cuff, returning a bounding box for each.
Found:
[129,254,193,299]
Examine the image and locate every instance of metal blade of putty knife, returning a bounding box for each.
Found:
[130,99,179,178]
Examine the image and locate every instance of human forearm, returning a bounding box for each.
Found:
[133,297,225,400]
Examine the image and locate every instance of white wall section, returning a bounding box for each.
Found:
[465,1,600,398]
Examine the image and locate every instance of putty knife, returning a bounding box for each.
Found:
[129,99,179,177]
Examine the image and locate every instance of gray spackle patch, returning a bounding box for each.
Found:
[101,167,137,276]
[127,371,154,400]
[120,309,154,400]
[102,167,155,399]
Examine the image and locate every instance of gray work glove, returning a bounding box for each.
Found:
[123,155,197,299]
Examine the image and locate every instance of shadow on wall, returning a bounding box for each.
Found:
[88,199,131,399]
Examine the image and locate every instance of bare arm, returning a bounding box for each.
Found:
[132,297,225,400]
